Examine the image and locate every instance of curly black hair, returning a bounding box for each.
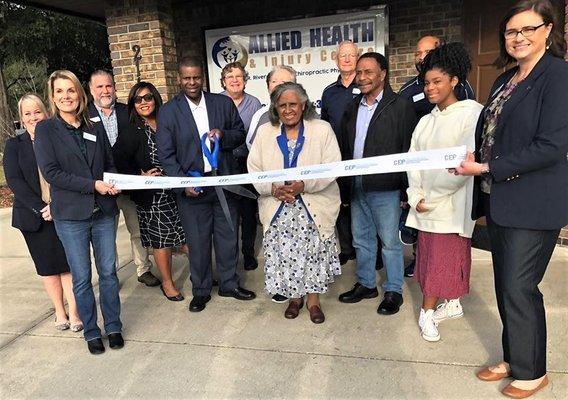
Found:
[419,42,472,84]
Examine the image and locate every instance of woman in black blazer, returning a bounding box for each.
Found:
[455,1,567,398]
[34,70,123,355]
[113,81,186,302]
[3,94,82,332]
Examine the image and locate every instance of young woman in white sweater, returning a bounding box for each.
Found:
[406,43,483,342]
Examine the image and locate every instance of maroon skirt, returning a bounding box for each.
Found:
[414,231,471,299]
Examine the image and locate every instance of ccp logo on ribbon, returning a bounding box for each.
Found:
[445,154,457,161]
[393,159,406,166]
[218,178,230,183]
[300,170,311,175]
[344,165,356,171]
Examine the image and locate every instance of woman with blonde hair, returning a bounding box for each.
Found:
[4,93,82,332]
[34,70,123,355]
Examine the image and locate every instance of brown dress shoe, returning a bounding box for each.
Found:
[476,366,511,381]
[284,299,304,319]
[501,376,549,399]
[307,303,325,324]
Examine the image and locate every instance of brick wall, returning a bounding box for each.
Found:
[387,0,463,89]
[172,0,464,92]
[104,0,178,101]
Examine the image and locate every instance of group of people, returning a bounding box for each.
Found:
[4,0,567,398]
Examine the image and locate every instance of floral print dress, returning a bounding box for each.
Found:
[262,139,340,298]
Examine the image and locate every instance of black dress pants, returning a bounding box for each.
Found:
[239,185,258,261]
[177,192,240,297]
[337,204,355,256]
[486,197,559,379]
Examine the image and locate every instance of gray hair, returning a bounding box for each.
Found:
[265,65,297,87]
[337,40,358,53]
[89,70,114,86]
[268,82,317,125]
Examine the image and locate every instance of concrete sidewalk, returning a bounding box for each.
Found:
[0,206,566,399]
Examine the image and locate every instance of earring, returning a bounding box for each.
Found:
[545,37,551,50]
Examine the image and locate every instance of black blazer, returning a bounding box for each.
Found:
[156,91,246,199]
[34,117,119,221]
[3,131,46,231]
[112,123,157,206]
[88,102,133,169]
[338,85,418,202]
[472,53,568,230]
[87,102,130,148]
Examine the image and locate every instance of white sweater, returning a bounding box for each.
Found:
[406,100,483,238]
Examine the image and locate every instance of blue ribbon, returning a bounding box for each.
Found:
[186,133,219,193]
[200,132,219,170]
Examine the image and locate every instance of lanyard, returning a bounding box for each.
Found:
[271,122,312,223]
[276,122,305,169]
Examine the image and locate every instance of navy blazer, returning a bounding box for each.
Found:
[156,91,245,196]
[34,117,119,221]
[472,53,568,230]
[3,131,46,231]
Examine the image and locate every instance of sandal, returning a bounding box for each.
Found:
[70,322,84,332]
[54,316,70,331]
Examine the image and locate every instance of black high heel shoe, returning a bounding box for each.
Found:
[160,285,184,301]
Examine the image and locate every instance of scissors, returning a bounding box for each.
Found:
[187,133,256,231]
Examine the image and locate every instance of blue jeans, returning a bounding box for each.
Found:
[55,212,122,341]
[351,179,404,293]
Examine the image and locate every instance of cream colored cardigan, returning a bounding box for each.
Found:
[247,119,341,240]
[406,100,483,238]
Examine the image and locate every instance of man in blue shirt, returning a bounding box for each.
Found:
[337,53,417,316]
[321,41,383,269]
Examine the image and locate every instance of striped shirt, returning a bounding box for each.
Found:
[94,104,119,146]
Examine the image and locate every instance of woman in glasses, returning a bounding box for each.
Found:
[113,82,186,302]
[454,0,567,397]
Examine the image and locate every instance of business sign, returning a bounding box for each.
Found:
[204,6,388,107]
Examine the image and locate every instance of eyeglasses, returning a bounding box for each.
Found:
[338,53,358,59]
[504,22,546,40]
[134,93,154,104]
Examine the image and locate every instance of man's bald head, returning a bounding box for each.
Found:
[414,35,441,71]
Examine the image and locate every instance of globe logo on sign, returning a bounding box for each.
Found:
[211,36,248,68]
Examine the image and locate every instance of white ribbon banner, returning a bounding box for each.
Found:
[103,146,466,190]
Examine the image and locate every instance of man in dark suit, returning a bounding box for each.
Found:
[156,56,256,312]
[337,53,418,315]
[88,70,158,287]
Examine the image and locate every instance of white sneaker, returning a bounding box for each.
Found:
[433,299,464,323]
[418,308,426,329]
[421,309,440,342]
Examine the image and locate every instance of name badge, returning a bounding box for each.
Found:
[412,92,425,102]
[83,132,97,142]
[90,116,101,122]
